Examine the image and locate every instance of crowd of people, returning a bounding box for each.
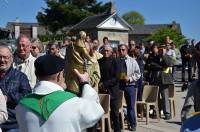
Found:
[0,33,200,132]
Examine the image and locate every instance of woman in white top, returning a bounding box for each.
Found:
[0,89,8,132]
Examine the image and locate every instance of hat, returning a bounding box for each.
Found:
[34,55,65,76]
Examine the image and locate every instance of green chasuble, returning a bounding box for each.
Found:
[20,90,76,121]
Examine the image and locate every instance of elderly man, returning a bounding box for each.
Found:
[118,44,141,131]
[16,55,104,132]
[0,45,31,132]
[98,45,120,132]
[13,35,36,88]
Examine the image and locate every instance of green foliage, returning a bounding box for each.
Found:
[122,11,145,25]
[145,28,186,47]
[38,34,66,42]
[37,0,111,33]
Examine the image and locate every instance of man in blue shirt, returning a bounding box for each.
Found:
[0,44,31,132]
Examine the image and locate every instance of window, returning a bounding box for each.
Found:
[109,40,120,48]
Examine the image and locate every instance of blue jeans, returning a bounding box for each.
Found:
[120,83,136,128]
[5,129,19,132]
[172,66,176,80]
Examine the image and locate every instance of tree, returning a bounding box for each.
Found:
[122,11,145,25]
[145,28,186,47]
[37,0,111,33]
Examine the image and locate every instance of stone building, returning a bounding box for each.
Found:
[2,18,182,48]
[129,21,182,44]
[71,12,133,48]
[6,22,47,39]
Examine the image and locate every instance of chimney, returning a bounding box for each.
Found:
[171,21,177,30]
[110,0,116,14]
[14,17,20,23]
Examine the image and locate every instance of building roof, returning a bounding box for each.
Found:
[6,22,47,35]
[6,22,41,32]
[6,22,39,28]
[129,23,182,35]
[72,13,111,30]
[0,27,9,32]
[71,12,133,31]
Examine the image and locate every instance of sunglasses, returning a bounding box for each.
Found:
[32,46,37,50]
[119,49,126,51]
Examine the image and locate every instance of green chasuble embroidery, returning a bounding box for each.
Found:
[20,90,76,121]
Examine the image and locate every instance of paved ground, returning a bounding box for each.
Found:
[124,69,188,132]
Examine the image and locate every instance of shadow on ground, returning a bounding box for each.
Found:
[166,121,182,126]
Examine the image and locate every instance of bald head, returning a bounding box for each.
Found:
[103,44,112,52]
[102,45,112,58]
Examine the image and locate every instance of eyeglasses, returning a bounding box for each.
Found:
[50,47,56,50]
[104,49,111,52]
[0,55,11,60]
[119,49,126,52]
[32,46,37,50]
[18,44,30,48]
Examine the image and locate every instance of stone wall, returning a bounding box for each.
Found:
[98,30,128,47]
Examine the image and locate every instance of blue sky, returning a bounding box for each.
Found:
[0,0,199,41]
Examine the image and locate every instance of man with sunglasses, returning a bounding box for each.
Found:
[118,44,141,131]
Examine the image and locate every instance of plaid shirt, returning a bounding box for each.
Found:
[0,67,31,130]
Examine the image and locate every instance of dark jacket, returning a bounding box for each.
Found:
[195,42,200,64]
[0,67,31,130]
[98,57,120,100]
[146,53,161,84]
[180,44,193,61]
[146,53,173,85]
[136,54,144,75]
[159,55,174,85]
